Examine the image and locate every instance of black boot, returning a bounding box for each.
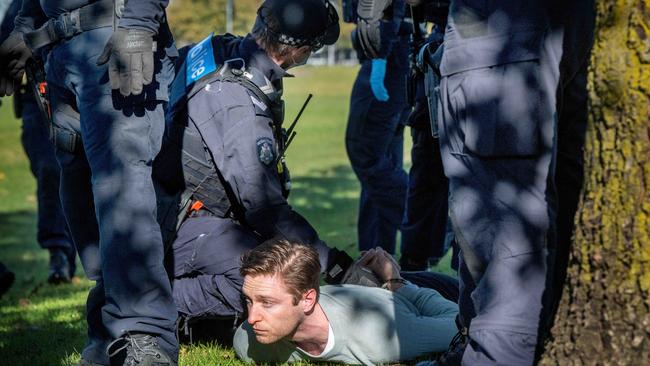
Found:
[48,247,71,284]
[107,333,176,366]
[0,262,15,298]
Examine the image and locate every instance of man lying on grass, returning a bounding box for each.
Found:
[234,240,459,365]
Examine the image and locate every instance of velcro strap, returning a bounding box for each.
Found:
[24,0,114,50]
[78,0,114,30]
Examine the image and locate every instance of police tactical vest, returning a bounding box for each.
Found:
[157,34,285,246]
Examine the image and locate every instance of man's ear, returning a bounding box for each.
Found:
[301,288,318,313]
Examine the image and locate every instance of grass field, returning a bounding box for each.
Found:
[0,66,453,365]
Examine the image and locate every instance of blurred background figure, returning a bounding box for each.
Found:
[343,0,410,255]
[0,0,75,284]
[400,1,456,271]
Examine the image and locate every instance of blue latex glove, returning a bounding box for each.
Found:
[369,58,389,102]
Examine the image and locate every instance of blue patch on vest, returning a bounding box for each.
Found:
[186,33,218,87]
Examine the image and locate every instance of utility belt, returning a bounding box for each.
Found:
[24,0,118,51]
[21,0,173,154]
[18,0,118,154]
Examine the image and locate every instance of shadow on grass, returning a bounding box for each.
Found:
[0,210,88,365]
[0,210,44,292]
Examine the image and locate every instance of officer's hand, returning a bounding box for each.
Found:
[0,32,33,81]
[0,74,16,97]
[369,58,389,102]
[96,28,156,96]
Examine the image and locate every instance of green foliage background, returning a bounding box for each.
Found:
[167,0,355,48]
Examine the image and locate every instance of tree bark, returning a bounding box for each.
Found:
[540,1,650,364]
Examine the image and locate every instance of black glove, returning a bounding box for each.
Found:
[0,74,16,97]
[324,248,354,284]
[0,32,33,81]
[96,28,156,96]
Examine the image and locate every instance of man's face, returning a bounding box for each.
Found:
[242,274,305,344]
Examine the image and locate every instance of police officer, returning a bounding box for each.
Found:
[0,0,179,365]
[400,2,453,271]
[415,0,596,365]
[0,0,14,301]
[154,0,348,340]
[0,0,75,284]
[344,0,411,254]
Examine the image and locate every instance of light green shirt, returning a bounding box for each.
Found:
[234,283,459,365]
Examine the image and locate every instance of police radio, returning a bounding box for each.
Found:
[277,93,312,198]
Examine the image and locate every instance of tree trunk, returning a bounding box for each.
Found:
[540,1,650,364]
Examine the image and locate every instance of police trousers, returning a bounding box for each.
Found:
[401,126,449,263]
[168,216,260,321]
[46,27,178,364]
[346,55,410,254]
[438,6,595,364]
[20,94,74,261]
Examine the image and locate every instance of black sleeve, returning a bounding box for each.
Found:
[118,0,168,34]
[186,81,334,270]
[215,86,333,267]
[11,0,46,36]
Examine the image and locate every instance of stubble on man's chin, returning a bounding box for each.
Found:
[255,333,281,345]
[255,325,298,345]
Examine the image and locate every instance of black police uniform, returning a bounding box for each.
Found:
[158,32,332,324]
[0,0,75,283]
[155,0,342,334]
[345,0,411,254]
[434,0,596,364]
[9,1,179,364]
[400,20,454,270]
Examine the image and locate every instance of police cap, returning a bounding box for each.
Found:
[256,0,340,50]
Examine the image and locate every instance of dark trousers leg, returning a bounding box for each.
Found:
[346,61,409,254]
[47,27,179,361]
[437,29,562,365]
[401,271,459,304]
[55,132,110,364]
[537,5,595,348]
[170,216,260,318]
[401,128,449,262]
[20,97,75,268]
